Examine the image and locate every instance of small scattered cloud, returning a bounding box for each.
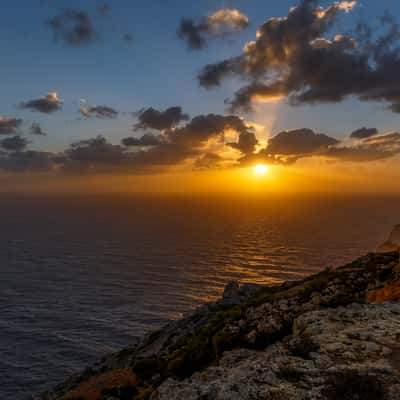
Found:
[30,123,47,136]
[122,32,134,44]
[134,106,189,131]
[48,9,98,46]
[80,105,118,119]
[0,117,23,135]
[178,8,249,50]
[20,92,63,113]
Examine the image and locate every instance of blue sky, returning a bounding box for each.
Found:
[1,0,400,152]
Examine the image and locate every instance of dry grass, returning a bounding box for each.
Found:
[367,280,400,303]
[61,368,137,400]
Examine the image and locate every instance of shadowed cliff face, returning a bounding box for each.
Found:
[34,248,400,400]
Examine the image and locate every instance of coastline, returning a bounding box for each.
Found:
[35,250,400,400]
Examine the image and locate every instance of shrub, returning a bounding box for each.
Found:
[132,357,165,381]
[323,370,386,400]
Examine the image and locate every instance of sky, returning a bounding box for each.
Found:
[1,0,400,193]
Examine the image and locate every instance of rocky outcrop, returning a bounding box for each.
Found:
[378,224,400,253]
[35,250,400,400]
[155,303,400,400]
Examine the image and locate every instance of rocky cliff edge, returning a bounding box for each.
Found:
[36,249,400,400]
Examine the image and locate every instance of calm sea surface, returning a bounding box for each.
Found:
[0,193,399,399]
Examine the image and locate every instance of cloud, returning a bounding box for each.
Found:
[0,151,56,172]
[178,8,249,50]
[194,152,224,169]
[246,128,400,165]
[0,117,22,135]
[0,120,399,173]
[0,113,256,173]
[20,92,63,113]
[122,33,134,44]
[121,133,163,147]
[80,105,118,119]
[48,9,98,46]
[207,9,249,33]
[266,129,339,156]
[0,136,29,152]
[134,106,189,131]
[350,127,379,139]
[66,136,124,164]
[323,132,400,161]
[121,113,256,168]
[30,123,47,136]
[228,130,258,155]
[198,1,400,113]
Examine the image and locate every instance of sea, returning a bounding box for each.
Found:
[0,193,399,399]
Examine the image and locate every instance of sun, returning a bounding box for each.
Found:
[252,164,269,176]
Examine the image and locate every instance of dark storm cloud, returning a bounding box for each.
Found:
[0,117,22,135]
[30,123,47,136]
[80,105,118,119]
[20,92,62,113]
[48,9,98,46]
[121,133,163,147]
[0,136,29,152]
[350,127,379,139]
[198,1,400,113]
[178,9,249,50]
[134,107,189,131]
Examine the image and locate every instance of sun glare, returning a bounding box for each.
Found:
[252,164,269,176]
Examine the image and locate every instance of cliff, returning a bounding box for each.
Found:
[35,250,400,400]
